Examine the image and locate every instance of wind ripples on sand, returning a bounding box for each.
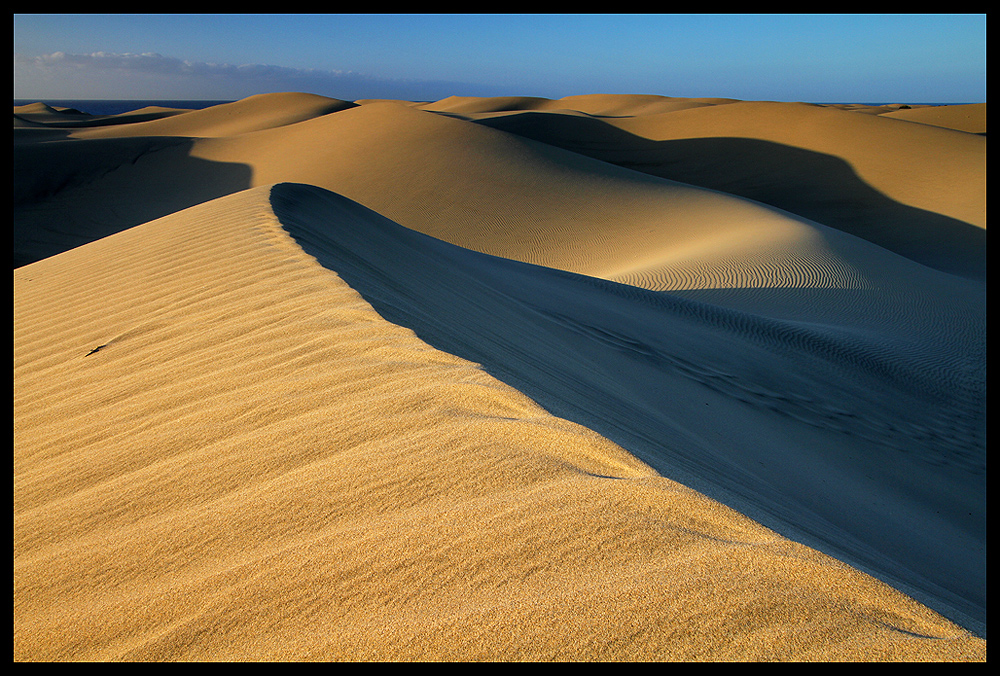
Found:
[610,247,873,293]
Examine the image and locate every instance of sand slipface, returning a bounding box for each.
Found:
[13,93,986,661]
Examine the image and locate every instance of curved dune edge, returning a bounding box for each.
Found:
[14,185,984,660]
[269,183,985,636]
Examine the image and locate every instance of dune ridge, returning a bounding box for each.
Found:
[269,182,984,627]
[13,93,986,660]
[14,185,985,660]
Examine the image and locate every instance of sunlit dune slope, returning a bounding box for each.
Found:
[13,184,986,660]
[418,93,740,116]
[62,92,358,137]
[192,100,862,289]
[880,102,986,135]
[472,98,985,279]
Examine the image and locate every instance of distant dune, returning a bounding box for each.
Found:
[878,102,987,134]
[14,93,986,661]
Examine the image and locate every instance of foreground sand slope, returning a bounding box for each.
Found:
[13,185,985,660]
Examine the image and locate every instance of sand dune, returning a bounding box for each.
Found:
[14,101,94,122]
[65,92,359,138]
[16,97,827,283]
[13,93,986,661]
[879,103,986,134]
[419,93,740,116]
[14,101,196,131]
[471,100,986,280]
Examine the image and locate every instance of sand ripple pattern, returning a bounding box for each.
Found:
[610,245,872,293]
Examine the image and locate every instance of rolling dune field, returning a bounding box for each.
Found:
[13,93,986,661]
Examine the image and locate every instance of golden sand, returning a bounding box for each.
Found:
[14,94,986,661]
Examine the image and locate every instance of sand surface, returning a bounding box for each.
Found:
[13,93,986,661]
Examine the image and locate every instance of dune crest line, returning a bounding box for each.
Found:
[269,182,985,637]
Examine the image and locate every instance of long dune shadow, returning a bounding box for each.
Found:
[470,112,986,281]
[13,134,253,268]
[270,183,986,638]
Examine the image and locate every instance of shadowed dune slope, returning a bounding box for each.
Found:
[418,94,560,113]
[588,100,985,230]
[13,185,986,660]
[270,183,986,637]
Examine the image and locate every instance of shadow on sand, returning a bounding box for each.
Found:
[13,134,253,268]
[271,183,986,638]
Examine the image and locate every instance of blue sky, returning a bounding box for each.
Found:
[13,14,987,103]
